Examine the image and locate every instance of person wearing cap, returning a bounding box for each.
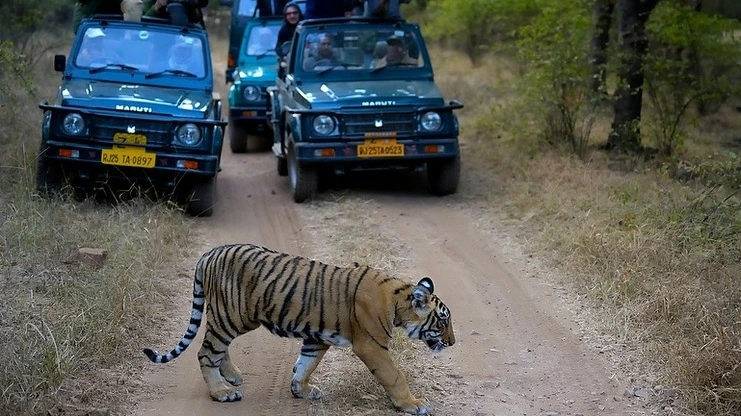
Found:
[72,0,144,33]
[371,34,417,69]
[166,36,200,72]
[143,0,209,27]
[77,27,111,66]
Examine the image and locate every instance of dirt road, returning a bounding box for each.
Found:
[130,57,645,416]
[131,149,647,415]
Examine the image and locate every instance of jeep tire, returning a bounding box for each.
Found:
[186,176,217,217]
[277,156,288,176]
[228,120,248,153]
[287,137,317,203]
[427,155,460,196]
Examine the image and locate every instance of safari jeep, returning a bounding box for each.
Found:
[37,15,226,216]
[227,16,282,152]
[268,17,464,203]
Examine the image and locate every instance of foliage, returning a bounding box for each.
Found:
[0,0,72,68]
[514,0,595,157]
[643,3,741,155]
[423,0,539,65]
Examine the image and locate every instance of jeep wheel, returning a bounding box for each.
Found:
[287,141,317,203]
[228,121,248,153]
[427,155,461,196]
[277,156,288,176]
[186,176,217,217]
[36,144,64,197]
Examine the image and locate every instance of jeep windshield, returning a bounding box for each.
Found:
[74,26,207,78]
[244,24,280,59]
[298,27,426,75]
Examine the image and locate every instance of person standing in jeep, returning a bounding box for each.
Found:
[72,0,144,33]
[143,0,209,26]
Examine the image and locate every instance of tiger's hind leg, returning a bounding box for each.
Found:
[220,350,242,386]
[198,323,256,402]
[291,339,329,400]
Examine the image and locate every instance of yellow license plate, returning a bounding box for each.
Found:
[101,146,156,168]
[113,132,147,145]
[357,139,404,158]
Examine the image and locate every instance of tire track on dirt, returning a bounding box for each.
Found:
[366,194,636,415]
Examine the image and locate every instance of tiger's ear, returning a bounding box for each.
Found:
[412,277,434,311]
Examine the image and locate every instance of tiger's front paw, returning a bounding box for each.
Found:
[290,380,324,400]
[394,398,430,415]
[210,385,243,402]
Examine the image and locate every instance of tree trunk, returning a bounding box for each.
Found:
[589,0,616,95]
[607,0,659,153]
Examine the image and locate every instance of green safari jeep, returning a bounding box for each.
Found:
[37,15,226,216]
[268,16,464,203]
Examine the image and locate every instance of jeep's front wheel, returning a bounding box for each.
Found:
[228,121,248,153]
[36,144,64,197]
[427,155,460,196]
[186,176,217,217]
[277,156,288,176]
[287,140,317,203]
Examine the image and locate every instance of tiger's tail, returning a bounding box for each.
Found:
[142,255,207,363]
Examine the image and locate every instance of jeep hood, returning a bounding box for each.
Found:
[59,79,213,117]
[297,80,445,108]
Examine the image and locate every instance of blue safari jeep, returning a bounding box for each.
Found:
[268,17,463,203]
[227,16,282,153]
[37,16,226,216]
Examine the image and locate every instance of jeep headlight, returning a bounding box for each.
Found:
[420,111,442,132]
[175,123,202,146]
[242,85,260,102]
[312,115,336,136]
[62,113,86,135]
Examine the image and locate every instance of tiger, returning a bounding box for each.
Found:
[143,243,455,415]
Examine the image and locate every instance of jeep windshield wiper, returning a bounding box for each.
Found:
[370,65,386,74]
[89,63,139,74]
[145,69,198,79]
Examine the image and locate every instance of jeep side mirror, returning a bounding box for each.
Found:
[278,41,292,58]
[54,55,66,72]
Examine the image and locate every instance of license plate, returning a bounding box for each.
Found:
[113,132,147,145]
[357,139,404,158]
[101,146,156,168]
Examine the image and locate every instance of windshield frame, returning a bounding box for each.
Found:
[67,21,214,89]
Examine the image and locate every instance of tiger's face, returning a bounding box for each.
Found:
[421,298,455,352]
[405,277,456,353]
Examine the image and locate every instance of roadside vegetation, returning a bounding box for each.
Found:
[0,2,198,415]
[413,0,740,415]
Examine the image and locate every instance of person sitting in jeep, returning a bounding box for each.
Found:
[370,34,417,69]
[75,27,118,66]
[303,33,342,70]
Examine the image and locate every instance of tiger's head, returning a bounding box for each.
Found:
[401,277,455,353]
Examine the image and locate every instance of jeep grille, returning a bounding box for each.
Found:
[342,112,415,136]
[90,115,172,145]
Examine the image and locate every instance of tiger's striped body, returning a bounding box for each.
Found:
[143,243,455,415]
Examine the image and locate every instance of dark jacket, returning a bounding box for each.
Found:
[72,0,125,33]
[275,1,303,52]
[143,0,209,26]
[256,0,288,17]
[304,0,358,19]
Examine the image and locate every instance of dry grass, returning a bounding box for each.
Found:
[431,45,740,416]
[0,31,198,416]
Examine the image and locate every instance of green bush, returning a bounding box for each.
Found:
[513,0,595,157]
[424,0,539,65]
[644,3,741,155]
